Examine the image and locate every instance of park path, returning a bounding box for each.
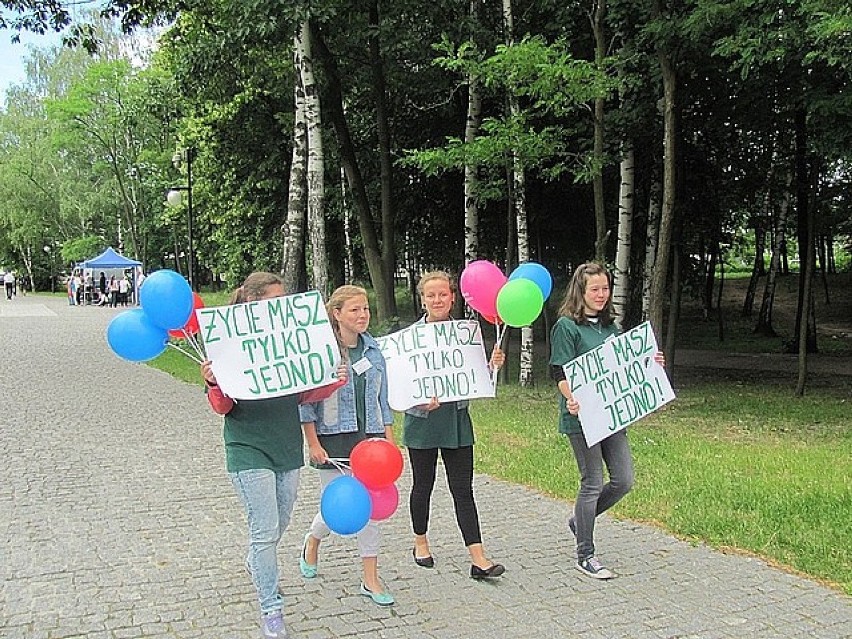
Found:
[1,294,849,639]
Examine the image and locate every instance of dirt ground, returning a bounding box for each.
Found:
[673,271,851,389]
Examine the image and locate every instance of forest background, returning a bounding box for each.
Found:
[0,0,849,595]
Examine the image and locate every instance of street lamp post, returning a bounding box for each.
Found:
[43,245,55,293]
[167,147,196,290]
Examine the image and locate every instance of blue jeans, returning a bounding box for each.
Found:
[568,430,634,561]
[230,468,300,615]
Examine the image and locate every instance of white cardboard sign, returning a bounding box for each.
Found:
[375,320,495,411]
[563,321,675,447]
[196,290,340,400]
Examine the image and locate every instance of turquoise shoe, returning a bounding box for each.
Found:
[360,582,395,606]
[299,533,317,579]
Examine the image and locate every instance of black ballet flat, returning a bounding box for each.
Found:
[470,563,505,580]
[413,548,435,569]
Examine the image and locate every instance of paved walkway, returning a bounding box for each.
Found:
[1,294,849,639]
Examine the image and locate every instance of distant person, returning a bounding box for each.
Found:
[549,262,665,580]
[118,276,130,306]
[403,271,506,580]
[4,271,15,300]
[67,277,76,306]
[99,272,107,297]
[74,273,84,305]
[201,272,345,639]
[299,285,396,606]
[108,276,119,308]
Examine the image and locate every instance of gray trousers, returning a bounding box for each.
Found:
[568,429,635,561]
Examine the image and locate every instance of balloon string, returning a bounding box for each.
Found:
[185,332,206,359]
[327,458,352,474]
[168,341,203,364]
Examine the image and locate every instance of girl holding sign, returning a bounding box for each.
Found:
[298,285,397,606]
[201,272,343,639]
[403,271,506,580]
[549,262,664,580]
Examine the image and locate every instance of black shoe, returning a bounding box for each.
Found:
[470,563,505,580]
[413,548,434,568]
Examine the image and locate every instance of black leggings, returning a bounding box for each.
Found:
[408,446,482,546]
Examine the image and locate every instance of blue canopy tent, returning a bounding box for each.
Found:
[80,247,142,305]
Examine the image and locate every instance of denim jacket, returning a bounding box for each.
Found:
[403,316,470,419]
[299,332,393,435]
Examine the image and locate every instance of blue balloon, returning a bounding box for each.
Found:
[509,262,553,301]
[106,309,169,362]
[139,269,194,330]
[320,475,371,535]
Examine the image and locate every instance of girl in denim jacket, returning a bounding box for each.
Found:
[298,285,396,606]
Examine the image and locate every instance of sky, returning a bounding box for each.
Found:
[0,28,62,100]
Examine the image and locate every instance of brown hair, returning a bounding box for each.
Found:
[326,285,369,353]
[229,272,284,304]
[557,262,615,326]
[416,270,456,296]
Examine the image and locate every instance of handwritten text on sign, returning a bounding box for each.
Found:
[197,291,340,400]
[375,320,495,411]
[563,321,675,447]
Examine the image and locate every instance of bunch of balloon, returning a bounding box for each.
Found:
[460,260,552,346]
[106,269,204,364]
[320,438,404,535]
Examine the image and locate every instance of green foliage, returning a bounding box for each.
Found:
[61,235,104,263]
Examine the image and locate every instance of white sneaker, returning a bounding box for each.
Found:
[575,556,614,580]
[260,611,289,638]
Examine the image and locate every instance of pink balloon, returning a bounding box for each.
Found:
[368,483,399,521]
[459,260,507,318]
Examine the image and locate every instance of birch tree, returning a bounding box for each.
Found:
[299,19,328,296]
[281,29,308,293]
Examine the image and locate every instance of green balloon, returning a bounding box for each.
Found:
[496,278,544,327]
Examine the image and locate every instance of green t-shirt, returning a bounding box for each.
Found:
[314,337,374,468]
[402,401,474,449]
[223,393,304,472]
[549,315,619,435]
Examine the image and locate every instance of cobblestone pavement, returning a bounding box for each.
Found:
[2,295,849,639]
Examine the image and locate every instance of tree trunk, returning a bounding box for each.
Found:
[369,1,398,320]
[612,140,634,327]
[464,0,482,265]
[791,109,816,353]
[642,178,661,320]
[755,168,792,336]
[663,241,681,385]
[300,20,328,296]
[281,30,308,293]
[311,25,393,320]
[716,257,725,342]
[648,37,677,345]
[502,0,535,387]
[591,0,608,261]
[795,175,817,395]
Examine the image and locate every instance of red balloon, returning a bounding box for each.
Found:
[350,438,403,489]
[368,483,399,521]
[482,313,503,325]
[168,292,205,338]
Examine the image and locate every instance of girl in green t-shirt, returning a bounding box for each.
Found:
[549,262,664,581]
[403,271,506,580]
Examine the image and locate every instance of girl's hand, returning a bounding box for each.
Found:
[489,346,505,370]
[653,351,666,368]
[416,397,441,412]
[201,359,218,386]
[308,443,329,465]
[567,397,580,416]
[335,363,349,385]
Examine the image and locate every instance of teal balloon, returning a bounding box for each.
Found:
[106,309,168,362]
[321,475,371,535]
[139,269,194,330]
[508,262,552,301]
[496,279,544,327]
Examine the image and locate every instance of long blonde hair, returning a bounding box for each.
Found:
[326,285,369,352]
[229,272,284,304]
[557,262,615,326]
